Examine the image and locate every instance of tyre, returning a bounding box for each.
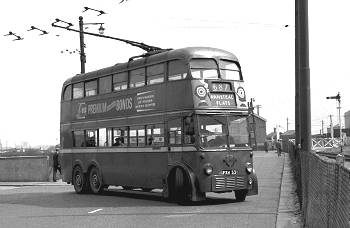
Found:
[122,186,133,190]
[73,166,90,194]
[234,189,248,202]
[89,166,104,194]
[171,168,191,203]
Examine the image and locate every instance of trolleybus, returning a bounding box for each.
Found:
[60,47,258,202]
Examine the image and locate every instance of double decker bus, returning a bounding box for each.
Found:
[60,47,258,202]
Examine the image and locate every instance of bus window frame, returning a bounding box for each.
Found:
[113,72,128,92]
[63,84,72,101]
[99,76,112,94]
[167,118,183,145]
[146,63,165,85]
[85,79,98,97]
[85,129,98,147]
[112,126,128,147]
[98,128,108,147]
[72,82,84,99]
[146,124,165,147]
[168,59,188,81]
[129,68,146,88]
[189,58,219,80]
[73,130,85,147]
[219,59,242,81]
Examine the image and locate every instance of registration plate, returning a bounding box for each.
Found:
[220,170,237,175]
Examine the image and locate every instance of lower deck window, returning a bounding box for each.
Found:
[73,130,85,147]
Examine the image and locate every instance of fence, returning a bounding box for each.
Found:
[0,156,50,181]
[286,142,350,227]
[289,138,343,150]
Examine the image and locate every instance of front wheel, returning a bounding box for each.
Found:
[169,168,191,203]
[234,189,248,202]
[89,167,104,194]
[73,166,90,194]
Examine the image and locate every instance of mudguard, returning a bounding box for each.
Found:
[163,164,206,202]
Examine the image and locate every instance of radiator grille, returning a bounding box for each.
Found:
[214,175,246,190]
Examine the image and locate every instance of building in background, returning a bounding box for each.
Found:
[248,114,267,150]
[345,110,350,129]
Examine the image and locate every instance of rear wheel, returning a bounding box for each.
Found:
[89,166,104,194]
[73,166,90,194]
[122,186,133,190]
[234,189,248,202]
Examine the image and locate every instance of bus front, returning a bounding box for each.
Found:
[186,56,258,201]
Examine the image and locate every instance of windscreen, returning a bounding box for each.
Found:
[198,115,250,148]
[228,116,249,147]
[199,116,227,148]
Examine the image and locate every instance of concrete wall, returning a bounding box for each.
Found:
[0,156,50,182]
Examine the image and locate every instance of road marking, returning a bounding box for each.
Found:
[0,186,19,190]
[88,208,103,214]
[165,214,195,218]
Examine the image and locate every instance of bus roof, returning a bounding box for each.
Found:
[63,47,239,86]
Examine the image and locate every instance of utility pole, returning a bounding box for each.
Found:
[286,117,289,131]
[298,0,311,152]
[294,0,301,150]
[255,105,261,116]
[321,120,324,136]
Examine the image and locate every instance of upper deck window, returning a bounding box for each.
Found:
[99,76,112,94]
[73,82,84,99]
[168,60,187,81]
[113,72,128,91]
[85,80,97,97]
[147,63,164,85]
[63,85,72,101]
[129,68,145,88]
[190,59,218,80]
[220,60,241,81]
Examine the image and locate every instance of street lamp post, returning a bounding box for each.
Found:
[78,16,105,74]
[79,16,86,74]
[52,17,166,74]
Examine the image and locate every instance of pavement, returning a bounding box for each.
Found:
[0,151,303,228]
[275,152,303,228]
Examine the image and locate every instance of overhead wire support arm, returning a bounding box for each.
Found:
[52,19,166,53]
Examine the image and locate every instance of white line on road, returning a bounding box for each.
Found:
[165,214,195,218]
[88,208,103,214]
[0,186,19,190]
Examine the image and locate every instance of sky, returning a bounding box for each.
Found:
[0,0,349,147]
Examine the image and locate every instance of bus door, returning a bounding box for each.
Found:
[167,118,183,164]
[167,116,196,164]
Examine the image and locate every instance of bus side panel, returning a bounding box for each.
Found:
[60,124,73,183]
[95,150,168,189]
[166,80,193,110]
[61,150,73,183]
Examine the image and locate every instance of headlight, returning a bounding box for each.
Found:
[246,162,253,174]
[204,164,213,176]
[246,167,253,174]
